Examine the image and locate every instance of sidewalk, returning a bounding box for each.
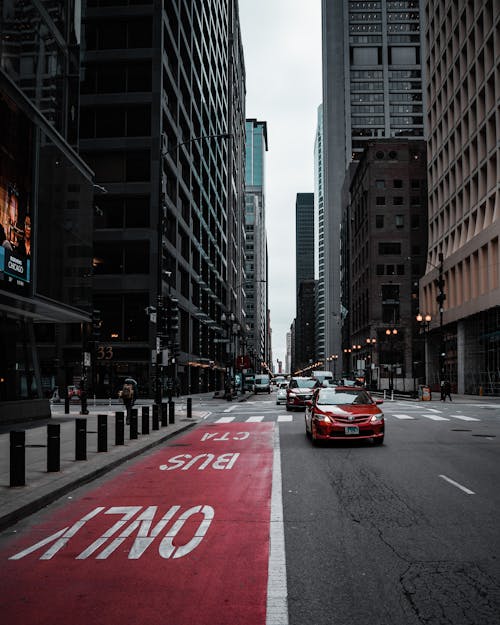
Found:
[0,394,217,532]
[373,390,500,405]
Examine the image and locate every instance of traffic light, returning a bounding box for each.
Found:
[91,309,101,340]
[167,297,179,334]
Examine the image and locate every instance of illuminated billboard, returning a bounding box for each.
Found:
[0,93,33,291]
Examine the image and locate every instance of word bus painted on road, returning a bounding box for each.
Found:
[159,453,240,471]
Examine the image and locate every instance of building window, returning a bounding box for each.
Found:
[375,179,385,188]
[376,264,384,275]
[393,196,404,205]
[395,214,404,228]
[393,179,403,188]
[379,242,401,255]
[376,196,385,205]
[376,214,384,228]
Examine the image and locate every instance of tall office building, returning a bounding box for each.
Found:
[314,104,326,362]
[322,0,425,370]
[294,192,315,371]
[420,1,499,394]
[80,0,246,395]
[245,119,268,371]
[0,1,93,418]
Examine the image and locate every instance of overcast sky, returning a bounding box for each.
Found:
[238,0,323,369]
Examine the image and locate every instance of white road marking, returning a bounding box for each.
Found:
[439,474,475,495]
[267,426,289,625]
[277,415,293,422]
[223,405,237,413]
[247,416,265,422]
[215,416,235,423]
[421,414,449,421]
[392,414,415,420]
[449,415,480,421]
[427,408,443,413]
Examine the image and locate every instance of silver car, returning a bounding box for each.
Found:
[276,387,287,405]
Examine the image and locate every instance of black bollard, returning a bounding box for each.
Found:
[47,423,60,472]
[97,414,108,452]
[187,397,192,419]
[64,389,70,414]
[161,403,168,427]
[10,431,26,487]
[168,400,175,424]
[75,418,87,461]
[115,411,125,445]
[141,406,150,435]
[130,408,138,439]
[152,404,159,430]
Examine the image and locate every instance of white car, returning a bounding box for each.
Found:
[276,387,287,405]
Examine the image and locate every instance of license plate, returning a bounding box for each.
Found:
[345,426,359,435]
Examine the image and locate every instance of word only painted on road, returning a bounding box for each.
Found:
[159,453,240,471]
[201,431,250,441]
[9,505,214,561]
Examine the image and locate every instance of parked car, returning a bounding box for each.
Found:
[253,374,271,394]
[67,385,81,401]
[286,377,320,411]
[276,387,287,405]
[304,386,384,445]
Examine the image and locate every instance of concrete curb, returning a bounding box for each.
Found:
[0,419,197,532]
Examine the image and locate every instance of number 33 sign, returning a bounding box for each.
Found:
[97,345,113,360]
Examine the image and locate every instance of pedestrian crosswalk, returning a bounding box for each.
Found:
[213,412,484,424]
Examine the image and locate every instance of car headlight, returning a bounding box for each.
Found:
[314,413,332,423]
[370,413,384,422]
[288,391,296,398]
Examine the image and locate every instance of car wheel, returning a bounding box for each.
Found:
[311,423,319,446]
[305,417,311,438]
[286,404,292,411]
[373,436,384,446]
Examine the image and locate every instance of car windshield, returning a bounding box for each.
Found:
[290,379,317,389]
[316,389,373,405]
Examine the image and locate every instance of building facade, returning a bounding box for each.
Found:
[245,119,268,372]
[80,0,246,396]
[322,0,425,373]
[347,139,427,390]
[294,192,315,372]
[420,1,500,395]
[0,1,94,420]
[314,104,326,363]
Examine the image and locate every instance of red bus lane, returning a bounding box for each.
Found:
[0,422,275,625]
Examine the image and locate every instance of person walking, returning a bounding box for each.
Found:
[120,378,137,423]
[442,379,452,402]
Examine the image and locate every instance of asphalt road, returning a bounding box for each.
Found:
[1,393,499,625]
[207,394,500,624]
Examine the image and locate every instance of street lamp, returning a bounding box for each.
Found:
[155,132,233,407]
[416,313,432,385]
[385,328,398,391]
[365,338,377,390]
[331,354,338,379]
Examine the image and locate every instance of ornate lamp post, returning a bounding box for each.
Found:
[416,313,432,385]
[365,338,377,389]
[343,348,352,378]
[385,328,398,391]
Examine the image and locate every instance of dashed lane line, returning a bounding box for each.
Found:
[277,415,293,422]
[247,416,265,422]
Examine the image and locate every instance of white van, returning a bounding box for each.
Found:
[311,370,334,386]
[253,374,271,394]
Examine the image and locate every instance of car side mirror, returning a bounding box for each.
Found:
[306,400,312,407]
[375,399,384,405]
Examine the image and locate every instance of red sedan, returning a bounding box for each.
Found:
[305,386,385,445]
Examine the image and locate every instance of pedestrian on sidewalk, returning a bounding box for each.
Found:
[441,380,452,401]
[119,378,137,423]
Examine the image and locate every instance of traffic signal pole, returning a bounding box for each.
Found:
[436,252,446,382]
